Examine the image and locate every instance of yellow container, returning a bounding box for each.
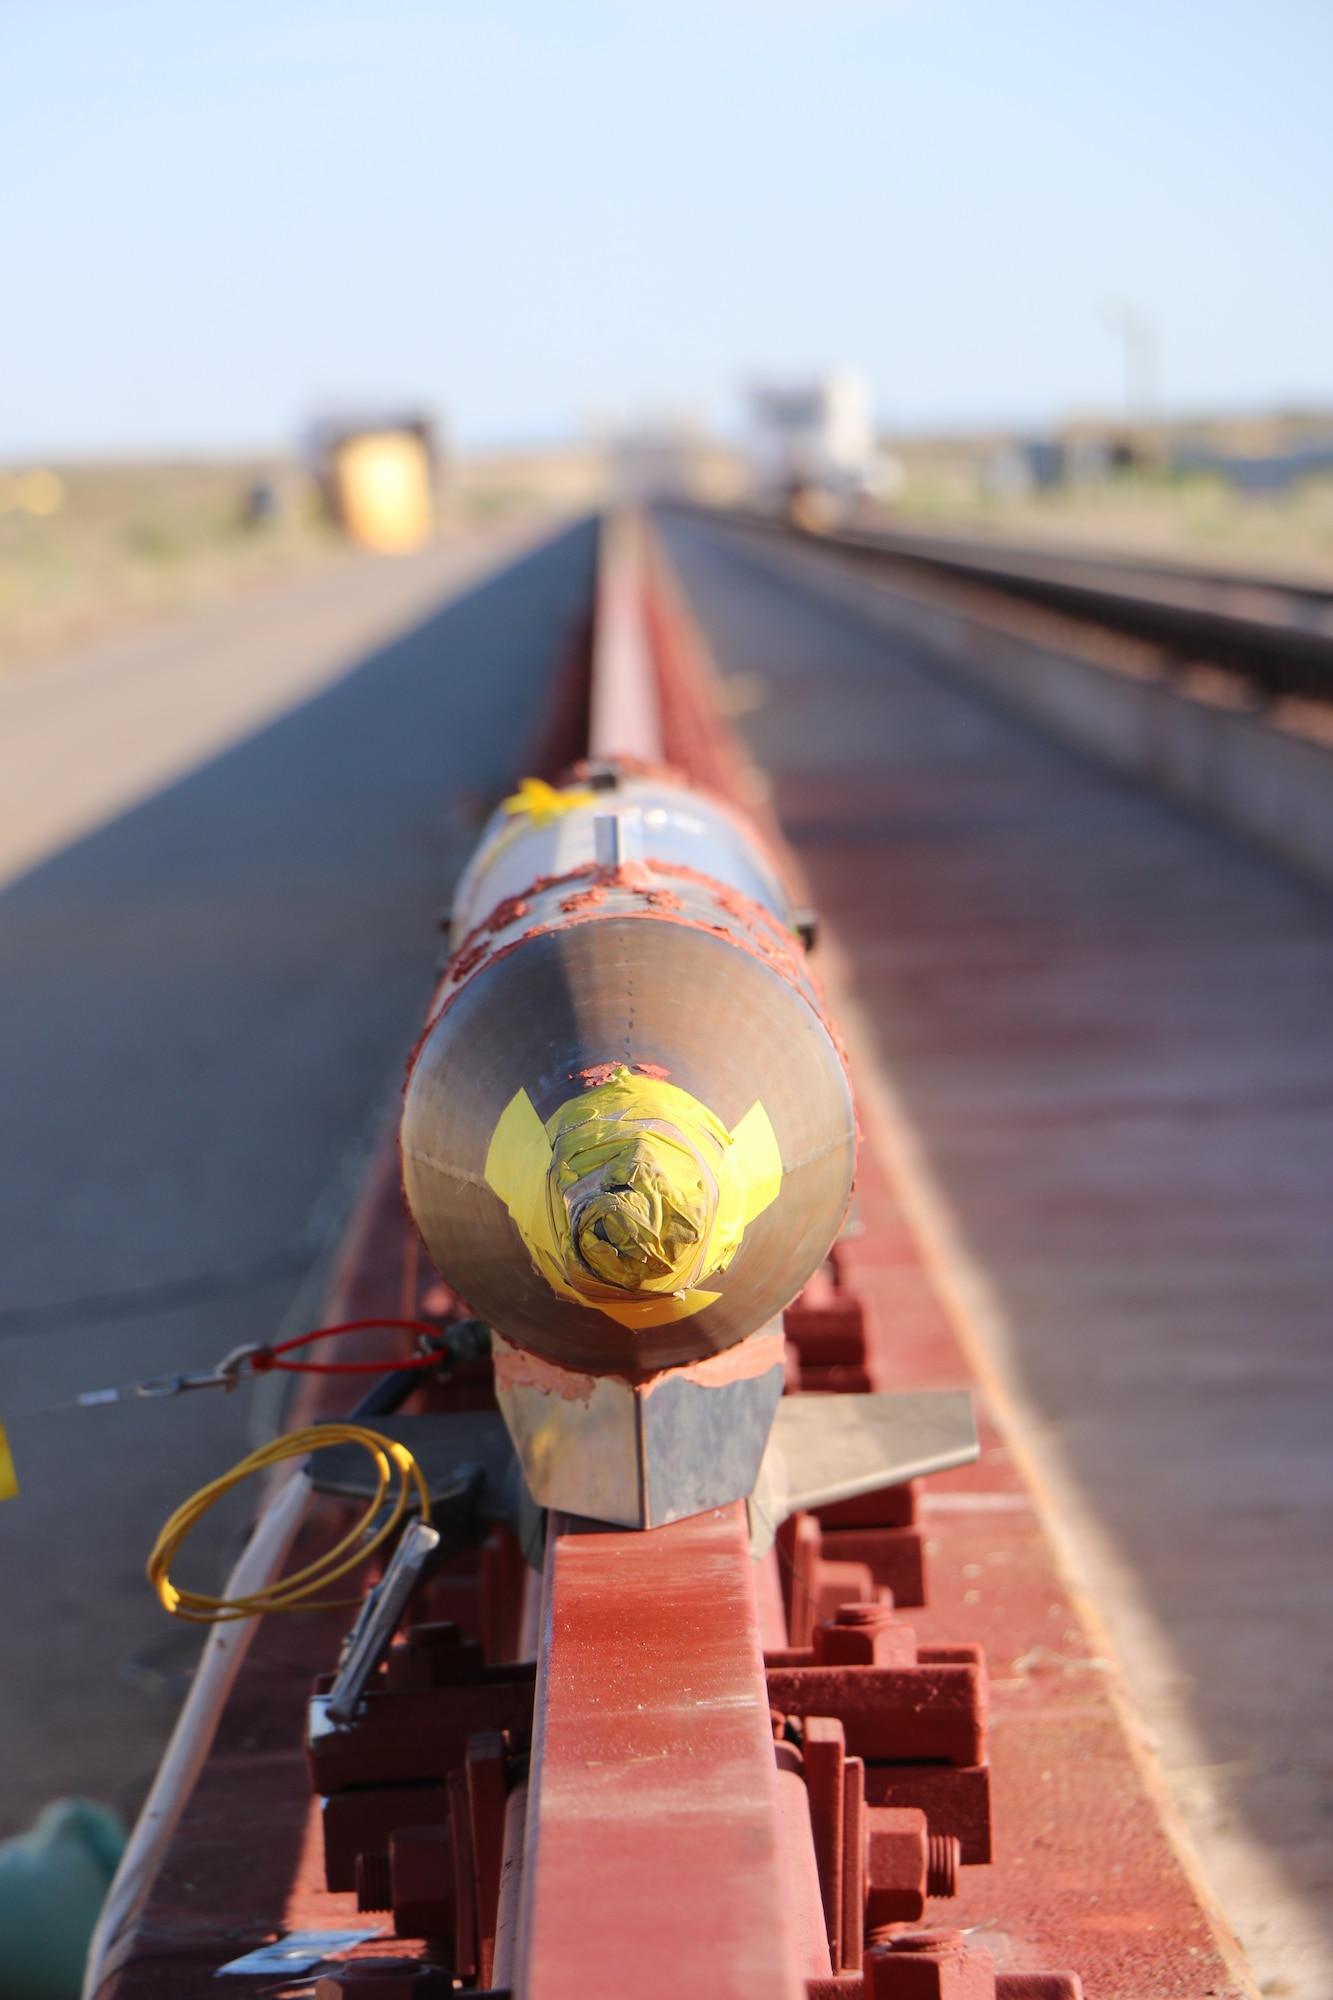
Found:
[333,430,433,552]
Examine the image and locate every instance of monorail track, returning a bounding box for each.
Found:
[80,504,1333,2000]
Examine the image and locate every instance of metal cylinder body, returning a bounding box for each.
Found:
[401,770,855,1376]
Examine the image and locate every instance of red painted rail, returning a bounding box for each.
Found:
[520,1505,805,2000]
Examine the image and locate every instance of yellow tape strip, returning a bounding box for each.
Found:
[500,776,597,826]
[0,1417,18,1501]
[484,1066,782,1326]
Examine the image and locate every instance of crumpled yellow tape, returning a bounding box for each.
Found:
[466,777,600,889]
[500,776,597,826]
[484,1066,783,1328]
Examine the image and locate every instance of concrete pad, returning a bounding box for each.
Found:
[0,526,553,892]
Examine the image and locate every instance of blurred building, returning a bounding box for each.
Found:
[747,371,890,520]
[308,411,438,552]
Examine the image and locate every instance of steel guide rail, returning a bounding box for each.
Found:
[702,506,1333,706]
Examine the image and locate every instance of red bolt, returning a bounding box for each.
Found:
[389,1823,455,1941]
[928,1833,961,1899]
[865,1806,930,1926]
[355,1850,392,1912]
[813,1599,917,1667]
[865,1813,960,1924]
[864,1929,996,1999]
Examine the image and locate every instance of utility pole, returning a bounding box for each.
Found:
[1102,300,1159,433]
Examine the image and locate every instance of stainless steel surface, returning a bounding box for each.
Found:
[403,910,855,1373]
[448,770,793,940]
[493,1326,785,1530]
[747,1391,979,1557]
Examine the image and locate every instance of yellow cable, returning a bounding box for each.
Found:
[147,1424,432,1624]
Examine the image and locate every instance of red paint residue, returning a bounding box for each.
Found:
[609,861,653,892]
[410,860,851,1116]
[647,860,798,949]
[486,894,530,930]
[577,1060,673,1088]
[449,864,606,974]
[560,886,609,915]
[640,1328,785,1395]
[577,1062,622,1088]
[417,904,839,1068]
[447,938,493,984]
[492,1336,596,1405]
[451,859,797,985]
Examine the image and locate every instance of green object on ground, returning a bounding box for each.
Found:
[0,1799,125,2000]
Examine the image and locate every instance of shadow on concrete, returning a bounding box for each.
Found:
[0,516,597,1833]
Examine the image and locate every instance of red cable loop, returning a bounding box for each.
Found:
[251,1317,455,1376]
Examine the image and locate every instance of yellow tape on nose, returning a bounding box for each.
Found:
[484,1066,782,1328]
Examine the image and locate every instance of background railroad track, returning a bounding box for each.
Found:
[722,509,1333,706]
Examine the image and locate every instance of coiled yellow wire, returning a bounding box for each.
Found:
[147,1423,432,1623]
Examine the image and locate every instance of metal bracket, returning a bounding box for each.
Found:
[493,1326,786,1531]
[324,1520,442,1726]
[746,1390,978,1557]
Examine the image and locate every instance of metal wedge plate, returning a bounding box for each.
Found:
[748,1390,978,1555]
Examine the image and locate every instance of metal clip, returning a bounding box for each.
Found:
[30,1343,269,1415]
[324,1519,442,1727]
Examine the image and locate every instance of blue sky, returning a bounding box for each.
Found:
[2,0,1330,454]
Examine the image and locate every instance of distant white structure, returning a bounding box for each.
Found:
[747,370,889,517]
